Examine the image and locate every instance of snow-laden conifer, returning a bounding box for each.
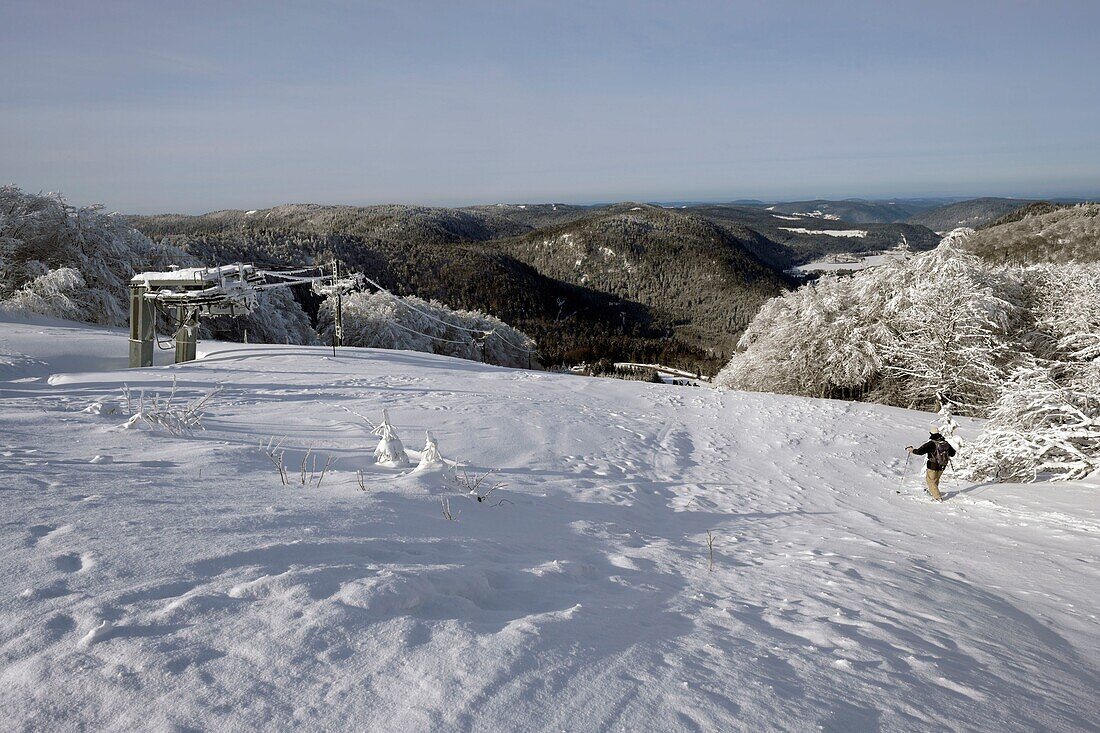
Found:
[415,430,445,471]
[372,409,409,467]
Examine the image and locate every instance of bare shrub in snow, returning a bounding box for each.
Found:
[439,496,459,521]
[297,444,336,488]
[443,463,511,505]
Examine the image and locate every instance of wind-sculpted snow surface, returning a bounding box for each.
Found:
[1,317,1099,732]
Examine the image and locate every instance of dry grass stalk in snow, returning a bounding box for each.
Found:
[261,436,290,486]
[439,496,459,522]
[121,377,220,436]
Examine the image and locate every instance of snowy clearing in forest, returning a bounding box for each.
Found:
[779,227,868,238]
[1,314,1098,732]
[791,250,913,274]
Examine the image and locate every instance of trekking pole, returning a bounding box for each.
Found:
[898,450,911,494]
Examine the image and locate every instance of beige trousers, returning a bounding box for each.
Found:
[925,469,944,501]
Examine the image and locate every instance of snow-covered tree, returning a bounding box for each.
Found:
[3,268,88,322]
[874,242,1025,413]
[1,186,189,324]
[1022,262,1100,363]
[716,226,1100,482]
[0,186,317,345]
[717,234,1026,414]
[960,361,1100,482]
[318,290,537,368]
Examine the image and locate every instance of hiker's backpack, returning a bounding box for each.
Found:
[931,439,952,470]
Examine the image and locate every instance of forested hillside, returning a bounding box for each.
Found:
[962,203,1100,263]
[905,197,1033,232]
[491,204,788,355]
[132,203,802,371]
[763,198,941,224]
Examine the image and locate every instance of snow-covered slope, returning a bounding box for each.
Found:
[1,317,1098,732]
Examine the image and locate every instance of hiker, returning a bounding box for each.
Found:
[907,425,956,502]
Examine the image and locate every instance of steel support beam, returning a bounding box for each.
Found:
[174,307,198,364]
[128,283,154,368]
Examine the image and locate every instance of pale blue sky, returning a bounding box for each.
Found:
[2,1,1098,213]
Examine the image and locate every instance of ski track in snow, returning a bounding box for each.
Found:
[0,317,1098,732]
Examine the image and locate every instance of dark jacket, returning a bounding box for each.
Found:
[912,435,956,471]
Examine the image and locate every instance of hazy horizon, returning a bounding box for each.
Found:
[3,1,1098,214]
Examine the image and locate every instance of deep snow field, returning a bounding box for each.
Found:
[1,314,1098,732]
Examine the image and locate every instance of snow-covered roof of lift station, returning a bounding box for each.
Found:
[130,264,255,286]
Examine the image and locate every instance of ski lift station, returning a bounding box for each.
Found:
[128,263,355,367]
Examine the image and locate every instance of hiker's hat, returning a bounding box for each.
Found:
[929,422,942,434]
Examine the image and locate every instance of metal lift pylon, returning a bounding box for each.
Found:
[128,262,359,368]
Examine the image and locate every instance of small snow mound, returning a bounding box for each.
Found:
[82,399,120,416]
[80,620,113,647]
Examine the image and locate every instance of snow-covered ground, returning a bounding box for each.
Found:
[1,315,1098,732]
[779,227,868,238]
[792,250,913,274]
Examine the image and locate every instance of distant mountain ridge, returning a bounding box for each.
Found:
[905,197,1035,232]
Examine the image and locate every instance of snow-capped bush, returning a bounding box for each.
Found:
[318,290,537,368]
[416,431,445,471]
[372,409,409,467]
[3,267,88,322]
